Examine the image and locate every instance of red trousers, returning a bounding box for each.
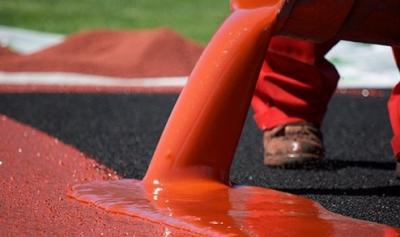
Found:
[251,36,400,159]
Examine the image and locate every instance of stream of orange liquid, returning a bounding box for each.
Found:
[69,1,400,236]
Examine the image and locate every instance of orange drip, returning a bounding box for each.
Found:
[69,1,400,236]
[143,0,284,187]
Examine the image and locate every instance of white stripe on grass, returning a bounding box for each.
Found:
[0,72,187,88]
[0,26,398,88]
[0,71,398,89]
[0,25,64,54]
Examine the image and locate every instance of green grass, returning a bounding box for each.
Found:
[0,0,229,44]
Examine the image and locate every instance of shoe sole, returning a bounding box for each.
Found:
[264,154,322,169]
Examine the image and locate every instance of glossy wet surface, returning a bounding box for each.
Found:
[69,179,400,236]
[2,92,399,228]
[2,0,400,235]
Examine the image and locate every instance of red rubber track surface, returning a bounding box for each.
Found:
[0,115,195,236]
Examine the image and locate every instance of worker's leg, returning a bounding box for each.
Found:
[251,36,339,167]
[387,47,400,176]
[252,36,339,130]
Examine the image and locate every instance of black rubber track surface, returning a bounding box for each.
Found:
[1,92,399,227]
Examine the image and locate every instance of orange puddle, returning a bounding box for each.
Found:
[69,0,400,236]
[69,179,399,237]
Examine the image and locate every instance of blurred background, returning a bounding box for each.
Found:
[0,0,229,43]
[0,0,398,87]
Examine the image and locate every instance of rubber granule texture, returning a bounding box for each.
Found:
[0,92,399,227]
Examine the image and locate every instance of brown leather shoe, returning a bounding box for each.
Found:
[263,123,324,168]
[396,161,400,178]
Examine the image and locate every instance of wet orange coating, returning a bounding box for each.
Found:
[143,0,285,187]
[69,0,400,236]
[69,179,400,237]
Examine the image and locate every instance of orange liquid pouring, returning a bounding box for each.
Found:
[69,1,400,236]
[143,0,284,187]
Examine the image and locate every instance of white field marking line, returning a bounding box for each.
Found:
[0,26,64,54]
[328,41,399,89]
[0,72,188,88]
[0,71,398,89]
[1,26,398,88]
[337,79,398,89]
[336,64,399,89]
